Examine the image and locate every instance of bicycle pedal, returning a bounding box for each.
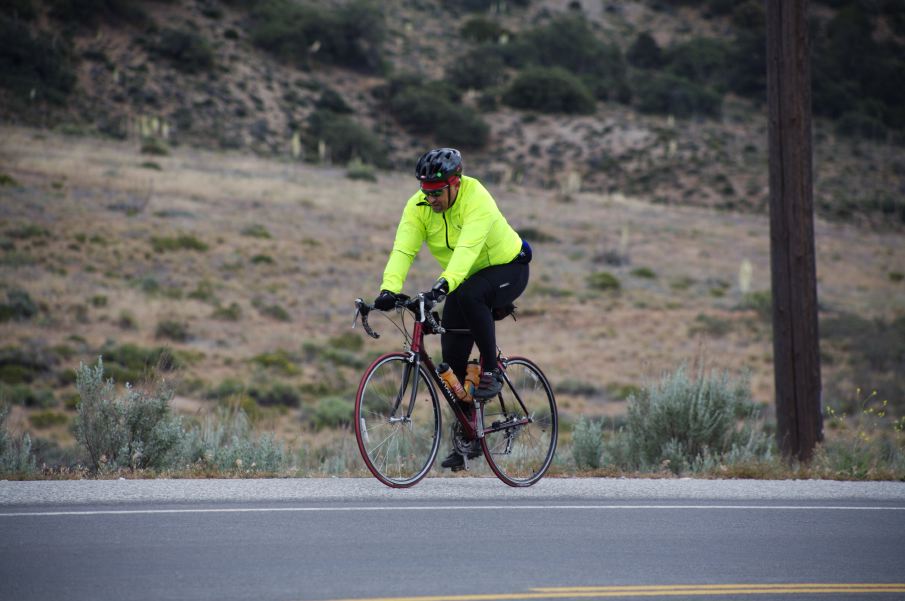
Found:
[451,464,467,473]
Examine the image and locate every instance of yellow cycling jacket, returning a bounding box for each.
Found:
[380,176,523,294]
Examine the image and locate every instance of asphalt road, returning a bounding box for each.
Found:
[1,479,904,601]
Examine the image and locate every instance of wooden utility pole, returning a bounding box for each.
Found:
[766,0,823,461]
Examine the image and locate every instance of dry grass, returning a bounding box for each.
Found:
[1,125,903,471]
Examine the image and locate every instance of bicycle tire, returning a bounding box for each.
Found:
[480,356,557,487]
[354,353,441,488]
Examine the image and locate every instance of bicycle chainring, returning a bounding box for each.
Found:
[450,421,480,456]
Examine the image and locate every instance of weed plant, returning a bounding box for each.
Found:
[572,416,604,470]
[74,359,184,472]
[0,403,36,475]
[814,389,905,479]
[180,407,285,473]
[624,365,772,474]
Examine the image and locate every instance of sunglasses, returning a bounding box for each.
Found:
[422,186,448,198]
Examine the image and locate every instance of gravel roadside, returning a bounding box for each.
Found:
[2,477,905,506]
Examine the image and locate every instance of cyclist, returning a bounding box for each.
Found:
[373,148,532,470]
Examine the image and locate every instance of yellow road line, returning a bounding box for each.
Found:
[312,584,905,601]
[532,584,905,592]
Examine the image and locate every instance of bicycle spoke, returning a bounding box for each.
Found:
[355,354,440,487]
[481,358,557,487]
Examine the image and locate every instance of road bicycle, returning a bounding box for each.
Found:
[352,293,558,488]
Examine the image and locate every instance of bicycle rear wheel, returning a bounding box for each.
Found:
[355,353,441,488]
[480,357,557,487]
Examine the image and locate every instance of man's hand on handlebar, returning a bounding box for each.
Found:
[373,290,398,311]
[419,278,448,304]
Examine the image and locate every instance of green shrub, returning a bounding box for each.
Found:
[509,16,628,103]
[1,0,37,21]
[117,310,138,330]
[150,234,208,252]
[0,403,36,475]
[248,381,301,407]
[634,72,722,118]
[737,290,772,322]
[587,271,621,291]
[446,46,507,91]
[571,416,603,469]
[48,0,149,28]
[255,301,291,322]
[0,288,39,322]
[0,383,56,408]
[180,407,286,472]
[631,267,656,279]
[250,254,274,265]
[315,87,353,113]
[556,379,599,397]
[74,358,184,471]
[29,410,69,429]
[387,85,489,149]
[100,343,181,385]
[306,109,386,165]
[626,365,771,473]
[328,331,363,352]
[503,66,595,115]
[6,224,49,239]
[0,14,76,104]
[154,28,215,74]
[627,32,663,69]
[140,137,170,156]
[460,16,505,44]
[249,0,385,73]
[155,320,190,342]
[518,227,559,243]
[212,302,243,321]
[250,349,300,375]
[241,224,272,239]
[346,158,377,182]
[688,314,733,338]
[205,378,245,401]
[311,395,353,430]
[665,37,731,90]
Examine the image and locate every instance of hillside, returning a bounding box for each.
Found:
[2,0,904,225]
[1,0,904,472]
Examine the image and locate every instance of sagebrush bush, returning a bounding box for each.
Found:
[625,365,772,474]
[0,403,36,475]
[180,408,286,472]
[310,396,353,431]
[74,358,184,471]
[571,416,603,470]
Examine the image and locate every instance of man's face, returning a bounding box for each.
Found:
[424,183,458,213]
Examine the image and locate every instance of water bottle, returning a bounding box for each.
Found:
[437,362,468,401]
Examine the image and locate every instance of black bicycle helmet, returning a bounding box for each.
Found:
[415,148,463,183]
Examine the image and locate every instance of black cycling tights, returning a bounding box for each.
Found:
[441,261,529,382]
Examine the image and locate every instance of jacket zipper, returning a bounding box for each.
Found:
[441,212,453,251]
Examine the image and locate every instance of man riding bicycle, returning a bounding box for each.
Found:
[373,148,532,471]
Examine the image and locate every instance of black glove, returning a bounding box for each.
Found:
[373,290,398,311]
[421,278,449,304]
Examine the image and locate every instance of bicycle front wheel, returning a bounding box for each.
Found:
[480,357,558,487]
[355,353,441,488]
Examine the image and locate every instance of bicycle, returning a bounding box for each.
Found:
[352,293,558,488]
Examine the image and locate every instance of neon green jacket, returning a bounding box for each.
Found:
[380,176,523,294]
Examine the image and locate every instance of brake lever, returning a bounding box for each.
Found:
[353,298,380,339]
